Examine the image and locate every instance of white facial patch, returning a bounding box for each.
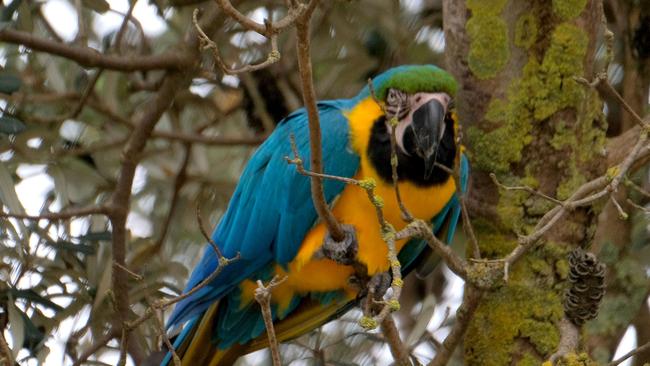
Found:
[388,92,451,155]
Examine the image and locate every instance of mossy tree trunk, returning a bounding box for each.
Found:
[443,0,607,364]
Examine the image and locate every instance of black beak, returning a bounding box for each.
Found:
[411,99,445,179]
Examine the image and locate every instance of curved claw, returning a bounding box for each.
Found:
[368,271,392,300]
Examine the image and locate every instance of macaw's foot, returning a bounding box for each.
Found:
[367,271,392,300]
[317,224,358,265]
[360,271,392,314]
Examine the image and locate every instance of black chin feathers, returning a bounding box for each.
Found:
[367,115,456,187]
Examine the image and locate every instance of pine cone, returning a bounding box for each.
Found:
[564,248,606,326]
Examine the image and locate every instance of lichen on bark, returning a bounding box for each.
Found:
[457,0,606,364]
[464,232,568,365]
[465,0,509,79]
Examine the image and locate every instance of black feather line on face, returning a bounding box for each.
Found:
[367,113,456,187]
[385,88,410,121]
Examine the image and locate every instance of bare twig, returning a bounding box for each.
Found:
[0,205,108,220]
[427,286,482,366]
[117,327,129,366]
[490,173,564,206]
[71,328,121,366]
[196,204,223,259]
[70,69,104,119]
[255,276,288,366]
[151,143,192,253]
[501,126,649,274]
[396,220,468,280]
[152,306,181,366]
[610,195,629,220]
[608,340,650,366]
[0,28,189,71]
[625,178,650,198]
[114,0,138,55]
[214,0,315,36]
[0,330,14,366]
[381,316,411,366]
[626,198,649,214]
[239,72,276,133]
[151,129,265,146]
[193,9,281,75]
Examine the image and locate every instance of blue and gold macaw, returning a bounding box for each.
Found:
[162,65,469,365]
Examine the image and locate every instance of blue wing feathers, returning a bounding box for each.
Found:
[167,100,360,330]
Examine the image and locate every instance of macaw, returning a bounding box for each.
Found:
[162,64,469,365]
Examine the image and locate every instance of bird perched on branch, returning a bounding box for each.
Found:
[162,65,469,365]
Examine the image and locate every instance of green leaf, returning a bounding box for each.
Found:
[0,289,64,311]
[77,231,111,242]
[0,73,21,94]
[7,301,24,358]
[0,0,21,22]
[0,115,26,135]
[81,0,110,13]
[46,240,96,256]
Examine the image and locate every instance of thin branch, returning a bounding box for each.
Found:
[240,72,276,133]
[114,0,138,55]
[0,28,189,71]
[150,129,265,146]
[214,0,315,36]
[381,316,411,366]
[293,1,345,241]
[193,9,281,75]
[0,205,108,220]
[255,276,287,366]
[427,285,482,366]
[490,172,564,206]
[609,195,629,220]
[626,198,649,214]
[396,220,468,280]
[117,327,128,366]
[71,328,120,366]
[73,0,87,45]
[625,178,650,198]
[501,126,649,274]
[69,69,104,119]
[36,6,64,42]
[151,143,192,253]
[0,330,14,366]
[460,196,481,259]
[196,204,224,259]
[608,340,650,366]
[152,306,181,366]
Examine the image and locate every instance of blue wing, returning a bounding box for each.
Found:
[166,99,360,329]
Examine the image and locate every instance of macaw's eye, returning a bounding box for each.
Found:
[385,88,409,120]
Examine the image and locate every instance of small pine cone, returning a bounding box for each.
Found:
[564,248,606,326]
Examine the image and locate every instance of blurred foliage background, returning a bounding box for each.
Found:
[0,0,647,365]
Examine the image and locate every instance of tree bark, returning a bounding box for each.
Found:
[443,0,606,364]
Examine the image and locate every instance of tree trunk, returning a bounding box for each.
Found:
[443,0,606,364]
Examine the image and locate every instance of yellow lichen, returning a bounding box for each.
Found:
[552,0,587,20]
[515,12,539,49]
[466,15,509,79]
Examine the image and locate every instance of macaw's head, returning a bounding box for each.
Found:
[361,65,459,186]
